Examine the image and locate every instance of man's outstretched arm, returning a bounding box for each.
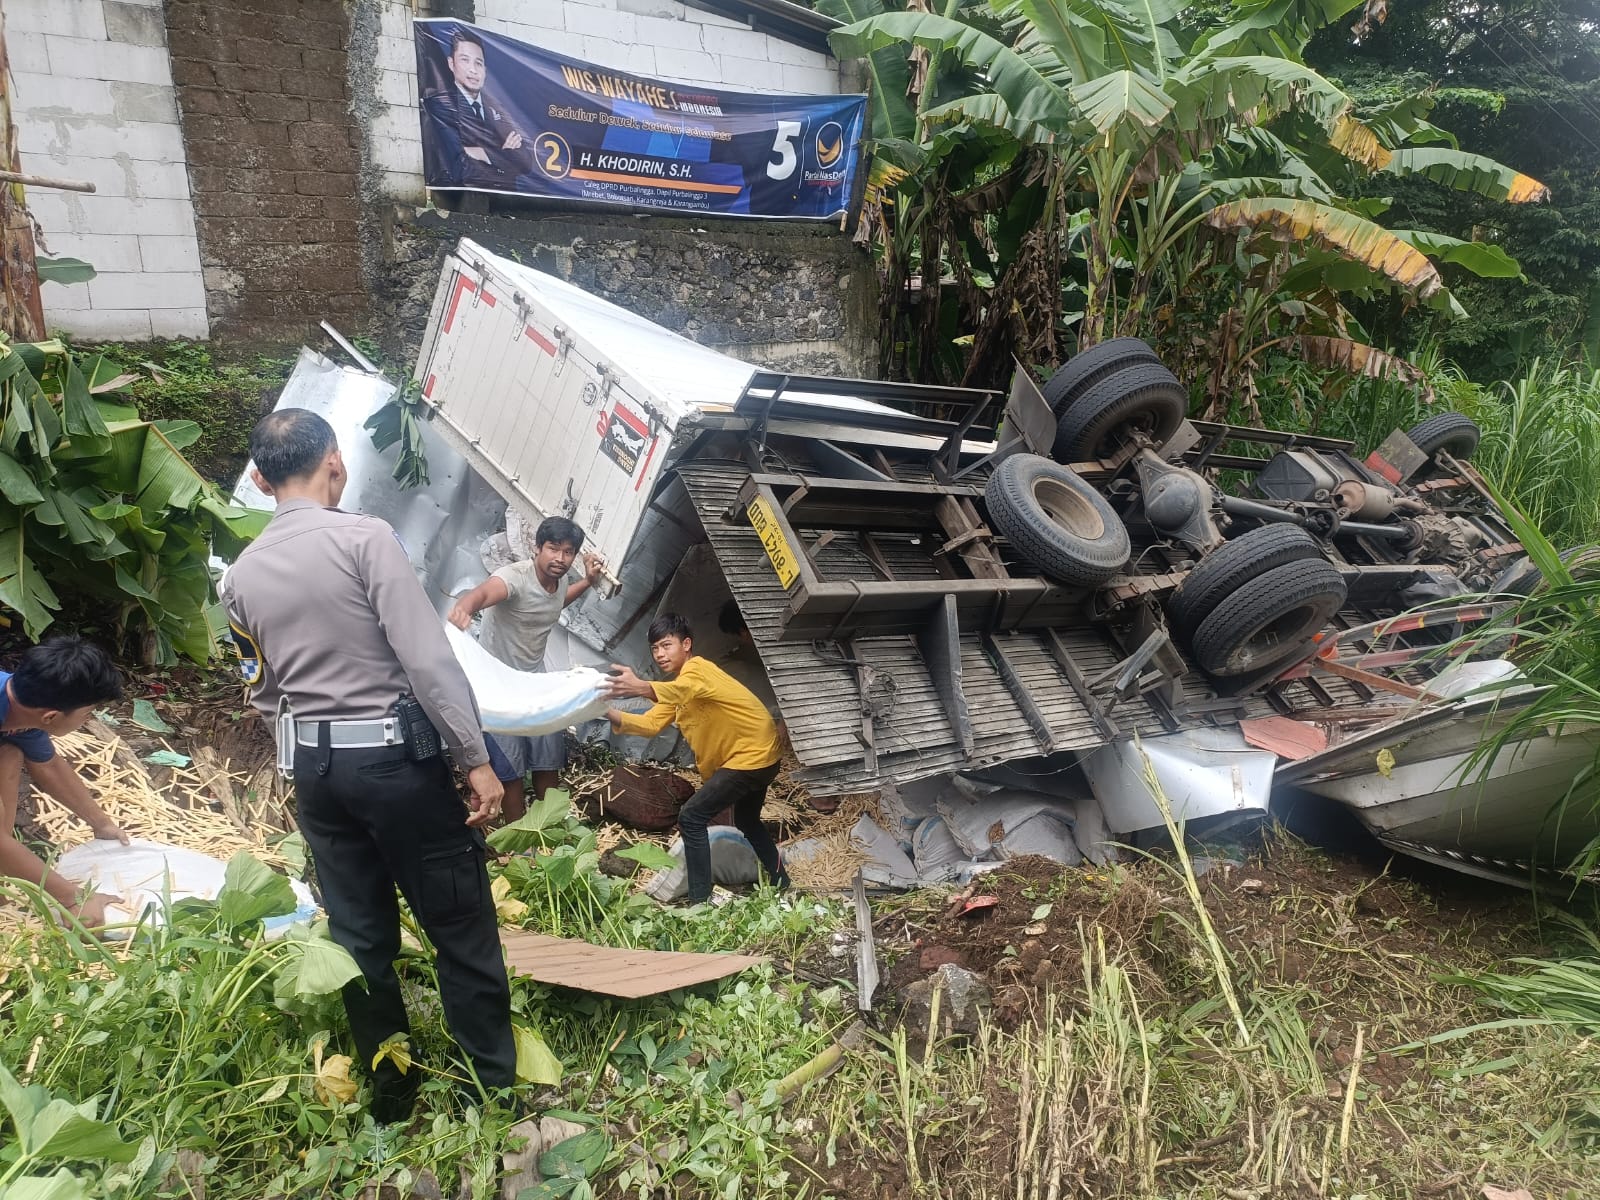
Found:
[448,575,511,629]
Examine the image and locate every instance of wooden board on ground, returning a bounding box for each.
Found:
[501,930,768,998]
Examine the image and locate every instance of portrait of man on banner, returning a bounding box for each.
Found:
[419,25,536,190]
[412,18,867,221]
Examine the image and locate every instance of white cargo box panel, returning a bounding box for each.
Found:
[411,239,754,569]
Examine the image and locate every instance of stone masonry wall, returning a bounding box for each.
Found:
[8,0,208,339]
[164,0,367,339]
[376,208,877,377]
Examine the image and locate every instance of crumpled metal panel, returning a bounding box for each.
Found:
[228,348,510,615]
[1080,725,1276,836]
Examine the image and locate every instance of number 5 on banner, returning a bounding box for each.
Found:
[766,120,801,181]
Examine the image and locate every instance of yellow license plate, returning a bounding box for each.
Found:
[747,494,800,589]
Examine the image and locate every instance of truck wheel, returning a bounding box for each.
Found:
[985,453,1131,587]
[1042,337,1161,414]
[1168,524,1323,638]
[1051,361,1187,463]
[1406,412,1480,462]
[1191,557,1347,677]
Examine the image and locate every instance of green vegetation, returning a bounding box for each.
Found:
[0,339,267,663]
[821,0,1549,395]
[10,788,1600,1197]
[78,343,293,485]
[1,797,854,1199]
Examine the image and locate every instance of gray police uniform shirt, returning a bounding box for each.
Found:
[221,497,490,770]
[478,561,572,672]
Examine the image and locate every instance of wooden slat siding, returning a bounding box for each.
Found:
[676,462,1206,795]
[501,932,768,998]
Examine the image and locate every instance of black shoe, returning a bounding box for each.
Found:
[371,1072,421,1125]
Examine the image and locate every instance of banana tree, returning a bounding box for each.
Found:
[0,340,266,663]
[828,0,1550,395]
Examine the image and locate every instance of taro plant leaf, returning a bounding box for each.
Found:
[24,1101,137,1163]
[0,1060,136,1165]
[512,1024,564,1086]
[537,1130,609,1181]
[282,929,363,999]
[217,852,297,928]
[614,843,680,872]
[35,256,96,286]
[488,789,574,853]
[3,1171,95,1200]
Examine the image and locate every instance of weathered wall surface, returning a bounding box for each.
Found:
[8,0,877,375]
[164,0,368,339]
[376,208,876,375]
[358,0,874,375]
[9,0,208,339]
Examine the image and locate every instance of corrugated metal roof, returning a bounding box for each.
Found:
[677,460,1316,795]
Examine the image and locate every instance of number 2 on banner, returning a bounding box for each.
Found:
[766,120,802,181]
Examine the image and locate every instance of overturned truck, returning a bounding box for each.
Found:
[378,239,1561,853]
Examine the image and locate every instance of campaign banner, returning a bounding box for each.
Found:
[414,19,867,220]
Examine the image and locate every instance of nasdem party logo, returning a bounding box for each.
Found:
[814,121,844,169]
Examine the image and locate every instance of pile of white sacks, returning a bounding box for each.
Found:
[786,775,1120,890]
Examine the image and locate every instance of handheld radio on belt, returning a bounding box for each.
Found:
[393,694,441,762]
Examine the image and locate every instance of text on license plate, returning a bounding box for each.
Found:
[746,495,799,589]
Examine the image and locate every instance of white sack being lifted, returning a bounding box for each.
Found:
[444,624,611,737]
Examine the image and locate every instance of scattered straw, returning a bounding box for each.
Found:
[31,726,293,870]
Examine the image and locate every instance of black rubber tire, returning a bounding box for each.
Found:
[1489,554,1543,596]
[1042,337,1162,414]
[1168,524,1323,638]
[1051,361,1187,463]
[1192,557,1348,678]
[1406,411,1481,462]
[1495,545,1600,596]
[984,453,1131,587]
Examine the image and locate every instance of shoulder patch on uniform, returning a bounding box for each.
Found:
[228,621,263,686]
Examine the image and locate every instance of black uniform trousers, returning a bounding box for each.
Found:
[678,761,788,904]
[293,740,516,1111]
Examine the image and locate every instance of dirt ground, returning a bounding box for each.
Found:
[804,843,1565,1200]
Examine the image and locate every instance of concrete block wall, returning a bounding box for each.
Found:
[366,0,847,202]
[8,0,208,339]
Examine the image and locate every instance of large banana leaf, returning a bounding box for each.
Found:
[1329,115,1391,171]
[1294,335,1431,395]
[1070,69,1174,141]
[0,520,61,639]
[1171,56,1350,133]
[815,0,916,140]
[1390,229,1523,279]
[1382,148,1550,203]
[831,12,1077,132]
[1205,197,1443,299]
[1193,0,1367,57]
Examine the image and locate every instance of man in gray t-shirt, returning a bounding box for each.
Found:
[448,515,604,819]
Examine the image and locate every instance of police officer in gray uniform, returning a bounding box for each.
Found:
[221,408,515,1122]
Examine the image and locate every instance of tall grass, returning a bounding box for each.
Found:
[1471,359,1600,552]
